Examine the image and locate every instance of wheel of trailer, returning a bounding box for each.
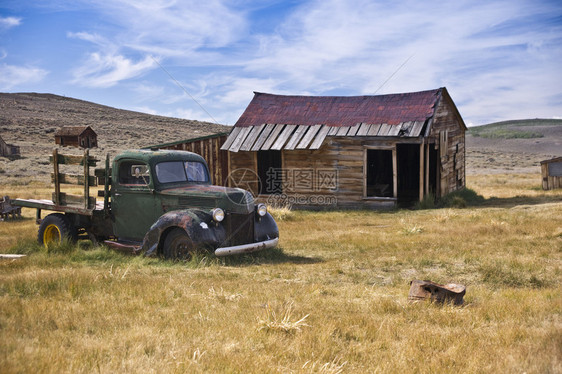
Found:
[38,213,77,246]
[163,228,194,260]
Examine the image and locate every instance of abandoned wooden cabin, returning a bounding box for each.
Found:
[540,157,562,190]
[220,87,466,209]
[0,135,20,157]
[55,126,98,148]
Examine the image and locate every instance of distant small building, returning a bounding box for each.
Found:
[0,135,20,157]
[55,126,98,148]
[540,157,562,190]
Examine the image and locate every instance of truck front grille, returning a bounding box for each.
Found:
[226,213,254,246]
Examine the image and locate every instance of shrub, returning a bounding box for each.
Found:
[438,188,484,208]
[415,192,436,210]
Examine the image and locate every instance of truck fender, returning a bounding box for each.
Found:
[141,210,226,257]
[254,212,279,242]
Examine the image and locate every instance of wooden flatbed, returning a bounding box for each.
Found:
[12,198,105,217]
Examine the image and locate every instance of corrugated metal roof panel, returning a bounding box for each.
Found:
[235,88,441,128]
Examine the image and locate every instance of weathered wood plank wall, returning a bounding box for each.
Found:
[541,159,562,190]
[429,91,466,197]
[160,135,229,186]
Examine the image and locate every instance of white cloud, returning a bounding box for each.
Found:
[0,16,21,29]
[0,63,48,89]
[70,0,246,60]
[67,31,112,49]
[227,0,562,125]
[72,53,156,87]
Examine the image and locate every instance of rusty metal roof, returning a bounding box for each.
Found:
[235,88,441,128]
[222,88,444,152]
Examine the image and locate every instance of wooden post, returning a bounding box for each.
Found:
[104,153,110,216]
[419,141,424,202]
[425,143,430,195]
[53,149,60,205]
[392,148,398,198]
[363,148,367,197]
[84,149,89,209]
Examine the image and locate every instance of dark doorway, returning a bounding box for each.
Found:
[397,144,420,206]
[366,149,393,197]
[257,150,282,194]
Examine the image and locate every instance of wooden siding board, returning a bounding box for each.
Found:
[296,124,322,149]
[251,123,276,151]
[336,127,349,136]
[387,124,401,136]
[356,123,370,136]
[367,124,381,136]
[377,123,392,136]
[327,127,340,136]
[347,123,361,136]
[271,125,297,150]
[261,124,286,150]
[220,127,241,150]
[309,126,331,149]
[228,126,252,152]
[239,124,264,151]
[285,125,309,150]
[409,121,425,137]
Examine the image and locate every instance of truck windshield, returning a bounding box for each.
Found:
[155,161,209,184]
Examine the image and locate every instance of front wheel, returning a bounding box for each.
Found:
[163,228,194,260]
[37,213,77,246]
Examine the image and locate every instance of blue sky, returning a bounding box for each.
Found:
[1,0,561,126]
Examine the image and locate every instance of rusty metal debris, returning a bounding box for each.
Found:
[408,279,466,305]
[0,196,22,221]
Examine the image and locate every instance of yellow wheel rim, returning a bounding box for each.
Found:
[43,224,61,245]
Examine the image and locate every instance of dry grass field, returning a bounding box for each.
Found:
[0,173,560,373]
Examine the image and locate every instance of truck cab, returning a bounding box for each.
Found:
[110,150,279,258]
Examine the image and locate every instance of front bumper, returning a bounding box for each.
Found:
[214,237,278,257]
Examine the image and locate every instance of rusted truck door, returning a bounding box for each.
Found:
[112,160,157,242]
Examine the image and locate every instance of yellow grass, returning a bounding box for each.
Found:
[0,174,561,373]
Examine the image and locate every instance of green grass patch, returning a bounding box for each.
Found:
[470,129,544,139]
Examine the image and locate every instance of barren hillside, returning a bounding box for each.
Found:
[0,93,230,182]
[466,119,562,174]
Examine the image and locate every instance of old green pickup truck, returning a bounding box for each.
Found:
[13,149,279,259]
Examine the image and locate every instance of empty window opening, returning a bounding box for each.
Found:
[366,149,393,197]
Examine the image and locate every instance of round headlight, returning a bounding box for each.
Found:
[212,208,225,222]
[257,203,267,217]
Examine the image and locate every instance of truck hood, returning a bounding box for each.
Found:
[159,184,255,214]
